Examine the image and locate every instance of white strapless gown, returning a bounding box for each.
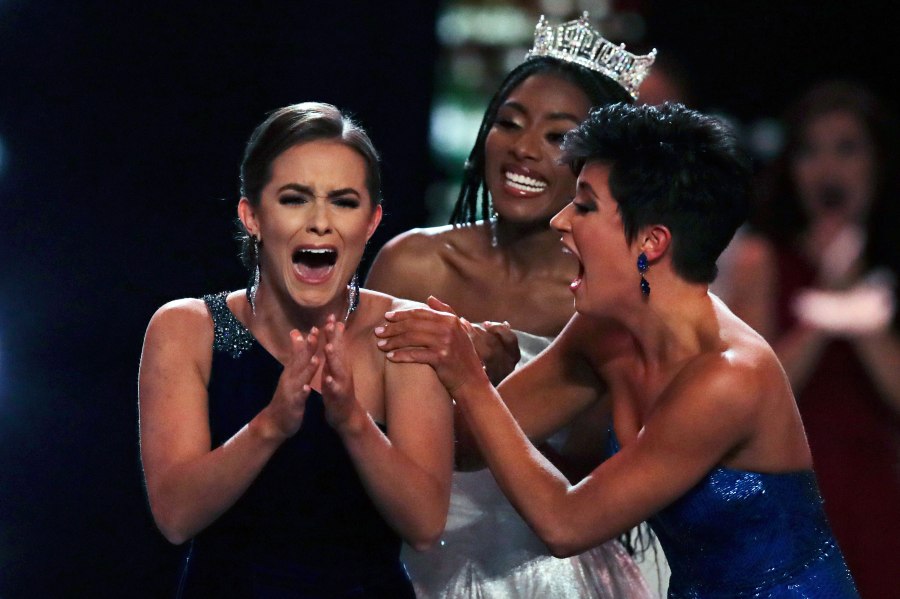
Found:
[402,331,666,598]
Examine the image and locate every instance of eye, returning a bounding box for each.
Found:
[494,117,521,131]
[332,197,361,209]
[573,200,594,214]
[546,131,566,144]
[279,195,307,205]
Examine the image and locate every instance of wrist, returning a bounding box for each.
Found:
[334,404,370,439]
[448,368,493,401]
[249,409,290,445]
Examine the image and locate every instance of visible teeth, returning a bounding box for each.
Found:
[505,171,547,192]
[301,248,334,254]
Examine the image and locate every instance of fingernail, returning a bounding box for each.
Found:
[374,326,384,335]
[386,351,394,359]
[385,311,395,319]
[377,339,386,347]
[311,326,318,335]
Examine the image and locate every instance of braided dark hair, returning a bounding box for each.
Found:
[449,56,634,226]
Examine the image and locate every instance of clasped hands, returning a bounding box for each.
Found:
[260,315,363,441]
[374,296,502,394]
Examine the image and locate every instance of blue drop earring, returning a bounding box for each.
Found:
[637,252,650,297]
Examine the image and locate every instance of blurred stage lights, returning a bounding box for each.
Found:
[437,5,533,46]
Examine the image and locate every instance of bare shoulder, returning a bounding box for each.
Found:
[358,288,427,317]
[670,319,781,428]
[146,298,212,339]
[365,224,488,299]
[143,297,215,364]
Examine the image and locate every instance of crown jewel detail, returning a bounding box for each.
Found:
[525,12,656,100]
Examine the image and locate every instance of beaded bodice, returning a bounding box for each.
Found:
[205,291,254,358]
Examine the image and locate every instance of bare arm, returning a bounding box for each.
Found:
[498,313,607,441]
[378,301,600,470]
[138,299,318,544]
[321,318,453,551]
[377,299,766,557]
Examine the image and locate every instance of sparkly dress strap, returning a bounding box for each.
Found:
[202,292,255,358]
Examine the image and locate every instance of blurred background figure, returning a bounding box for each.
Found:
[715,80,900,599]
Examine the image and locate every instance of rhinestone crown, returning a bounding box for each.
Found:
[525,12,656,100]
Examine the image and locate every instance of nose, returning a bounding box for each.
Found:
[511,128,541,162]
[307,201,333,235]
[550,202,572,233]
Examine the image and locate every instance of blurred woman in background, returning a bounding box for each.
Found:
[716,81,900,599]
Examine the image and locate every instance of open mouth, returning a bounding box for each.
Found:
[504,170,548,194]
[818,185,846,210]
[292,247,338,282]
[571,261,584,291]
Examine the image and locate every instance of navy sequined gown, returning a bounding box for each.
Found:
[176,292,415,598]
[610,429,859,598]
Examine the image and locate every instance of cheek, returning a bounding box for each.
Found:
[551,163,576,193]
[484,132,501,169]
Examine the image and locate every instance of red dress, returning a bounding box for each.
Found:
[774,246,900,599]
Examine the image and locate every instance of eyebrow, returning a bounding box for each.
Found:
[277,183,361,198]
[500,101,582,124]
[576,179,598,198]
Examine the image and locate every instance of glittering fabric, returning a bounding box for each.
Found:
[610,430,860,598]
[402,331,654,599]
[204,291,254,358]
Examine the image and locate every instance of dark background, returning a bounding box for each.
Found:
[0,1,894,596]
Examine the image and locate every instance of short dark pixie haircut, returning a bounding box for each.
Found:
[237,102,381,268]
[450,56,634,225]
[562,102,751,283]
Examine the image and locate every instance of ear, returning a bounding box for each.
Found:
[365,204,383,241]
[638,224,671,261]
[237,197,259,239]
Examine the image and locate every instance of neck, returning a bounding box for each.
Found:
[612,275,715,365]
[492,217,572,273]
[252,281,353,336]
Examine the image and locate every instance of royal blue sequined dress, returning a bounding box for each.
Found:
[610,429,858,598]
[175,292,415,598]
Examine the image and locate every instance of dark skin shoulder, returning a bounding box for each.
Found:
[367,223,576,337]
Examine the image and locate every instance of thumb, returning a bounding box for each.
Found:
[427,295,456,315]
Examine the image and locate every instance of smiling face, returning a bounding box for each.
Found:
[484,73,592,225]
[239,139,382,311]
[791,109,875,225]
[551,161,637,315]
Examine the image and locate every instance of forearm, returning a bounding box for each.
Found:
[337,410,451,551]
[853,328,900,414]
[145,415,282,544]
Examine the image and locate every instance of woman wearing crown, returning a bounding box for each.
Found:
[376,102,860,598]
[366,13,657,598]
[138,102,453,597]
